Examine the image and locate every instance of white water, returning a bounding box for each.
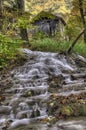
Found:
[0,49,86,130]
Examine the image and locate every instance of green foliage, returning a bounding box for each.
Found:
[30,38,70,52]
[61,105,73,116]
[17,12,31,29]
[30,37,86,57]
[31,11,55,23]
[73,42,86,57]
[17,17,29,28]
[65,16,82,41]
[32,30,46,40]
[0,33,22,69]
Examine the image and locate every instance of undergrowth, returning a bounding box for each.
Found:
[0,35,86,70]
[30,38,70,52]
[0,33,23,69]
[30,37,86,57]
[73,42,86,57]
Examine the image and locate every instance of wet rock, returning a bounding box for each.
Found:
[30,109,40,118]
[71,73,86,80]
[16,111,28,119]
[1,119,13,130]
[18,102,29,111]
[62,82,86,92]
[0,106,11,115]
[58,117,86,130]
[22,89,45,97]
[48,74,65,93]
[48,116,57,125]
[22,90,35,97]
[9,119,30,130]
[0,77,13,88]
[75,59,86,67]
[50,74,65,86]
[71,53,86,68]
[0,95,5,103]
[27,100,36,107]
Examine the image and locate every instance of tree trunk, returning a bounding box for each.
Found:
[20,28,28,41]
[78,0,86,43]
[0,0,3,15]
[67,29,85,54]
[0,0,3,31]
[16,0,29,44]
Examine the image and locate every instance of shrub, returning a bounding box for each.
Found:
[30,37,70,52]
[0,33,22,69]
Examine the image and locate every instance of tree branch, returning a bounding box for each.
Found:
[67,29,86,54]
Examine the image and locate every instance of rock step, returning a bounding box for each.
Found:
[4,86,48,97]
[61,82,86,92]
[71,73,86,80]
[49,82,86,94]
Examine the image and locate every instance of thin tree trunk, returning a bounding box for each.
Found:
[78,0,86,43]
[0,0,3,16]
[16,0,29,44]
[0,0,3,31]
[67,29,86,54]
[20,28,28,41]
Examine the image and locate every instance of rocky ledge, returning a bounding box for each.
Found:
[47,92,86,119]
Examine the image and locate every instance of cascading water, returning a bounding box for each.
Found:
[0,49,86,130]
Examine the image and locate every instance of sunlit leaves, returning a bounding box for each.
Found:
[25,0,70,16]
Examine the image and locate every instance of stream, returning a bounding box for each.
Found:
[0,49,86,130]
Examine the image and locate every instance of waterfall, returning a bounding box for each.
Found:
[0,49,86,130]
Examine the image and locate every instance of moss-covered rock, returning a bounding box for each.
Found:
[47,92,86,119]
[61,105,73,116]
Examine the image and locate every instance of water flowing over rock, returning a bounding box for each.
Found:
[0,49,86,130]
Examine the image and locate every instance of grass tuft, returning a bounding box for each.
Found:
[30,38,86,57]
[30,38,70,52]
[73,42,86,57]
